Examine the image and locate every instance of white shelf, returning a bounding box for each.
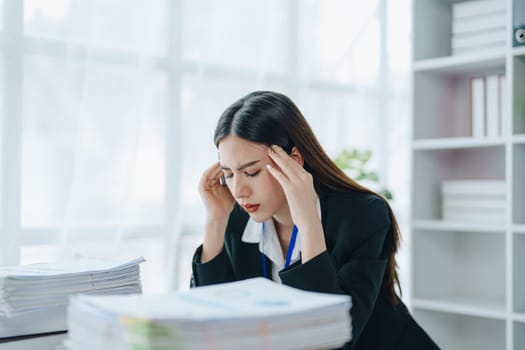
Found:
[514,313,525,323]
[513,46,525,57]
[412,296,506,320]
[514,225,525,234]
[412,220,505,233]
[412,137,505,150]
[411,0,520,348]
[413,51,506,74]
[513,134,525,144]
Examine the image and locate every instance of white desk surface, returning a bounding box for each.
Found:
[0,333,66,350]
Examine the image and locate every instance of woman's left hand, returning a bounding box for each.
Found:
[266,145,327,261]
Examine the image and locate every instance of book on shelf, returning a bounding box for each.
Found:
[452,42,506,55]
[442,200,506,215]
[0,256,145,338]
[452,12,506,35]
[441,180,506,225]
[470,77,486,138]
[451,29,506,52]
[500,75,506,136]
[468,75,506,138]
[486,74,500,138]
[452,0,506,20]
[442,210,506,224]
[442,202,506,224]
[441,180,506,197]
[443,197,506,210]
[451,0,507,56]
[58,277,352,350]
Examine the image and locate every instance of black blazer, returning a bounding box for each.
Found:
[192,190,439,350]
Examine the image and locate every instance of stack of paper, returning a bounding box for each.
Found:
[451,0,507,55]
[60,278,352,350]
[441,180,506,225]
[0,256,144,338]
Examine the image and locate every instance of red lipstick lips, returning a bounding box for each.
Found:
[242,204,260,213]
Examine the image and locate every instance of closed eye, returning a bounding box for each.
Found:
[223,170,260,179]
[246,170,261,177]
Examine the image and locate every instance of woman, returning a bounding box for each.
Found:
[191,91,439,349]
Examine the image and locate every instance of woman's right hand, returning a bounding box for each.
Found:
[198,162,235,222]
[198,162,235,262]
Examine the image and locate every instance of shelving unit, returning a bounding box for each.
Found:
[413,309,506,350]
[413,219,505,233]
[410,0,523,349]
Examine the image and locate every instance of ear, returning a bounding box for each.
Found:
[290,146,304,166]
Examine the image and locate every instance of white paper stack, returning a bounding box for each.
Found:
[60,278,352,350]
[0,256,144,338]
[441,180,506,225]
[452,0,507,55]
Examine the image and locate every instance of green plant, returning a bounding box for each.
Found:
[333,148,393,200]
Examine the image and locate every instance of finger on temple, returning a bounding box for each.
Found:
[267,145,301,178]
[266,164,289,188]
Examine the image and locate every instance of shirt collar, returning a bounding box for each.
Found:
[241,196,322,266]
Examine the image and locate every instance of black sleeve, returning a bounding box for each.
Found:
[279,195,390,345]
[190,205,247,288]
[190,244,235,287]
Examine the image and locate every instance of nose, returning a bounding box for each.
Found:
[230,176,250,199]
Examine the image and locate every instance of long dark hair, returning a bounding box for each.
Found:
[214,91,401,305]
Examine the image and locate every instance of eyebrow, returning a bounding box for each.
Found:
[221,160,261,171]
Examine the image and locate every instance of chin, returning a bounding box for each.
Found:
[248,212,271,223]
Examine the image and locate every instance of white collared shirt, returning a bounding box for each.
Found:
[241,198,322,283]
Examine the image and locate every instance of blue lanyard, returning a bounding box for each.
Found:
[261,222,299,278]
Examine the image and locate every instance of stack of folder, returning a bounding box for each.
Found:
[441,180,506,225]
[0,256,144,338]
[451,0,507,55]
[60,278,352,350]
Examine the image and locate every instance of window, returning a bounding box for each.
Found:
[0,0,411,293]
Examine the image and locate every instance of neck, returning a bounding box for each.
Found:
[272,204,294,259]
[272,204,294,235]
[273,220,294,238]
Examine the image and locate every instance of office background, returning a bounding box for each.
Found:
[0,0,411,296]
